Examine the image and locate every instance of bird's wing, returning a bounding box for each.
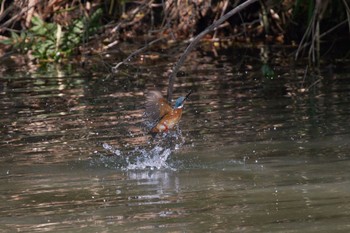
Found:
[145,91,172,123]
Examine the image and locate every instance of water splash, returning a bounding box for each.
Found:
[100,130,184,170]
[125,146,172,170]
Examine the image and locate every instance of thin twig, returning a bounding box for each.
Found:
[111,1,151,32]
[0,0,8,19]
[307,78,321,90]
[295,19,348,58]
[212,0,229,40]
[295,13,313,60]
[167,0,258,101]
[0,0,42,31]
[112,37,166,73]
[342,0,350,31]
[301,65,308,89]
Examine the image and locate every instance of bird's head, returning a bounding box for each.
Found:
[174,97,186,109]
[174,90,192,109]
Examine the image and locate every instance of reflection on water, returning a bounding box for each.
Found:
[0,46,350,232]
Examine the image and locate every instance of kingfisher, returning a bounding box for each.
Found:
[145,90,192,134]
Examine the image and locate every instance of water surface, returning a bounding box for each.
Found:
[1,45,350,232]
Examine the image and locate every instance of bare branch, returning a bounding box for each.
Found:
[167,0,258,101]
[112,37,166,73]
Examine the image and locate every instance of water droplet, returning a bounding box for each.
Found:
[114,149,121,156]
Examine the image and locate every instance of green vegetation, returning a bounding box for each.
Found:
[1,8,102,62]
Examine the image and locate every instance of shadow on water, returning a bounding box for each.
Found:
[1,45,350,232]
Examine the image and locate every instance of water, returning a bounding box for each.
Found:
[1,45,350,232]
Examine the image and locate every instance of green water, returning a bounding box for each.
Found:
[1,45,350,232]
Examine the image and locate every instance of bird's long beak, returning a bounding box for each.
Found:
[182,90,192,105]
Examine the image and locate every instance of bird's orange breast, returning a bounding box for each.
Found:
[150,109,183,133]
